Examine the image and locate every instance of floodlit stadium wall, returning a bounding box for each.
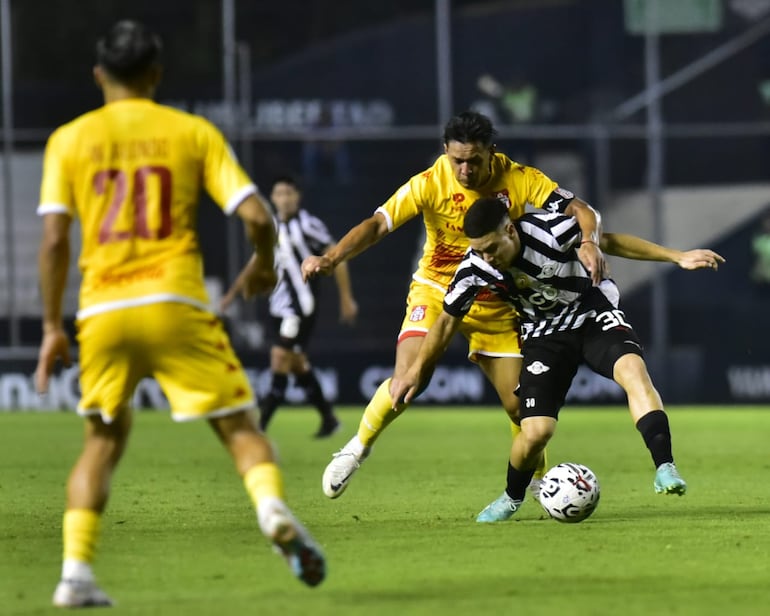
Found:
[2,338,770,411]
[4,0,770,407]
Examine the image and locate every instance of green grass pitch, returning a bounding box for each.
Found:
[1,406,769,615]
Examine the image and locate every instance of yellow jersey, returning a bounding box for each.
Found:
[38,98,256,319]
[376,152,565,298]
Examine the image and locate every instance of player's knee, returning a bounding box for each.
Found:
[527,431,552,452]
[520,419,556,450]
[494,385,519,414]
[269,346,293,371]
[83,435,127,468]
[504,403,521,423]
[209,409,258,440]
[86,413,131,452]
[612,352,648,385]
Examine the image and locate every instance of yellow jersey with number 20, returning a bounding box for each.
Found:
[38,98,256,319]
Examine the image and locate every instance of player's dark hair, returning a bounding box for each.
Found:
[270,175,302,192]
[96,20,162,82]
[443,111,497,146]
[463,198,509,238]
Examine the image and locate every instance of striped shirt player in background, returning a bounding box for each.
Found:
[391,197,724,522]
[223,176,358,438]
[35,21,325,607]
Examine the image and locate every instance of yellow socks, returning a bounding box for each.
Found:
[63,509,101,565]
[356,378,400,447]
[245,463,296,542]
[243,462,285,508]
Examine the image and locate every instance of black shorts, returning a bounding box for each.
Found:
[267,313,317,353]
[516,308,643,420]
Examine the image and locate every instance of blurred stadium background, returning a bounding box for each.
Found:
[2,0,770,408]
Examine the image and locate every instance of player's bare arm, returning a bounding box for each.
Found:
[235,194,278,297]
[329,249,359,324]
[389,311,461,407]
[220,253,255,311]
[601,232,725,271]
[35,213,73,394]
[302,213,389,281]
[563,198,606,285]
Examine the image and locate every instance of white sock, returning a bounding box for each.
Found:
[62,559,94,582]
[346,435,367,457]
[256,496,289,536]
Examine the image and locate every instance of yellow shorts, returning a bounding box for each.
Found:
[398,280,522,360]
[76,302,254,422]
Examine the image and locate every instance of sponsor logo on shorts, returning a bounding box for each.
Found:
[409,305,427,322]
[526,361,551,375]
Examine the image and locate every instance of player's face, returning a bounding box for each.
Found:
[444,140,493,189]
[271,182,301,219]
[469,223,519,270]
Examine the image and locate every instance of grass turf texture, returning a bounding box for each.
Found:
[1,407,769,616]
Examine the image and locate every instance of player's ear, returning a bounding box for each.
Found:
[149,63,163,88]
[93,65,104,89]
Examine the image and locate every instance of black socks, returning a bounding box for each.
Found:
[635,409,674,468]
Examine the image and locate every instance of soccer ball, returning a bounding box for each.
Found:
[539,462,600,523]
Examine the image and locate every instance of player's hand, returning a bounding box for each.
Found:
[35,327,72,394]
[221,254,275,307]
[243,262,277,297]
[676,249,725,271]
[302,255,335,281]
[232,255,277,300]
[389,369,421,410]
[219,283,241,312]
[578,242,607,285]
[339,296,358,325]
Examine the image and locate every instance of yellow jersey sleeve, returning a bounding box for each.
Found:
[488,155,560,218]
[375,174,426,232]
[38,126,76,217]
[516,164,561,212]
[195,118,257,215]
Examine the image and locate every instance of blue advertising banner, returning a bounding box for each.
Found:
[5,348,770,411]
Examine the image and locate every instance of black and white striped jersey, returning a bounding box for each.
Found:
[269,209,334,318]
[444,212,621,341]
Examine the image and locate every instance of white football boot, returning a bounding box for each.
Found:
[321,437,370,498]
[52,578,114,608]
[258,499,326,588]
